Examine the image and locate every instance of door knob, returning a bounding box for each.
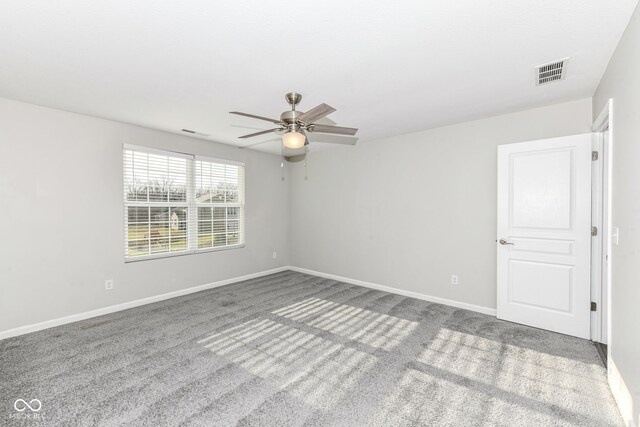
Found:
[499,238,514,245]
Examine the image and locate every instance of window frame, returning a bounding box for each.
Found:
[123,144,245,262]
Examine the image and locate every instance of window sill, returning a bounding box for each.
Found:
[195,244,245,255]
[124,244,244,263]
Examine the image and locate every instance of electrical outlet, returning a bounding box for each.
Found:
[272,251,277,259]
[105,279,114,291]
[450,275,459,285]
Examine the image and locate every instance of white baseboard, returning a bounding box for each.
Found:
[1,265,497,340]
[609,358,638,427]
[0,267,288,340]
[288,266,497,316]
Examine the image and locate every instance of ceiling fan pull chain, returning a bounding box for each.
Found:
[304,146,308,181]
[281,142,285,181]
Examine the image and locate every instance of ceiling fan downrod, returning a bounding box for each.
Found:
[284,92,302,111]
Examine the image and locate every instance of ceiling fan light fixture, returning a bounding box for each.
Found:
[282,130,305,149]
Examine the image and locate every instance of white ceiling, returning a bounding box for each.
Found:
[0,1,637,154]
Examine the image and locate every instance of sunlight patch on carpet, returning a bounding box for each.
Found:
[272,297,419,350]
[198,317,377,409]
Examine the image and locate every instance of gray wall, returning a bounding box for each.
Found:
[0,96,594,332]
[0,98,289,332]
[593,2,640,423]
[289,99,592,310]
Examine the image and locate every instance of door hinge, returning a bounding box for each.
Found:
[591,302,597,311]
[592,151,599,161]
[592,226,598,236]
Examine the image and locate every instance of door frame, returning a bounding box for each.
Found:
[590,99,613,352]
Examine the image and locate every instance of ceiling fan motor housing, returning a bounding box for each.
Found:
[280,110,303,125]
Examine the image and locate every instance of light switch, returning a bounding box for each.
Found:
[611,226,619,246]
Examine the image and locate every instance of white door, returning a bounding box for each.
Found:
[497,134,592,339]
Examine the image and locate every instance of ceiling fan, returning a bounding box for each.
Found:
[230,92,358,162]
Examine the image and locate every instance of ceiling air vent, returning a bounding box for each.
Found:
[535,58,568,86]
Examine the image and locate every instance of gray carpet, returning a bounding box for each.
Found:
[0,271,622,426]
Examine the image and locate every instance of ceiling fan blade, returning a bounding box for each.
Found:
[318,139,357,145]
[230,111,283,125]
[285,154,306,163]
[301,129,310,146]
[298,103,336,123]
[239,138,280,149]
[309,124,358,136]
[238,128,282,139]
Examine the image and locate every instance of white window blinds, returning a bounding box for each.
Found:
[195,159,245,249]
[123,145,245,261]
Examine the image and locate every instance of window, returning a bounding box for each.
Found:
[123,145,244,260]
[195,160,244,249]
